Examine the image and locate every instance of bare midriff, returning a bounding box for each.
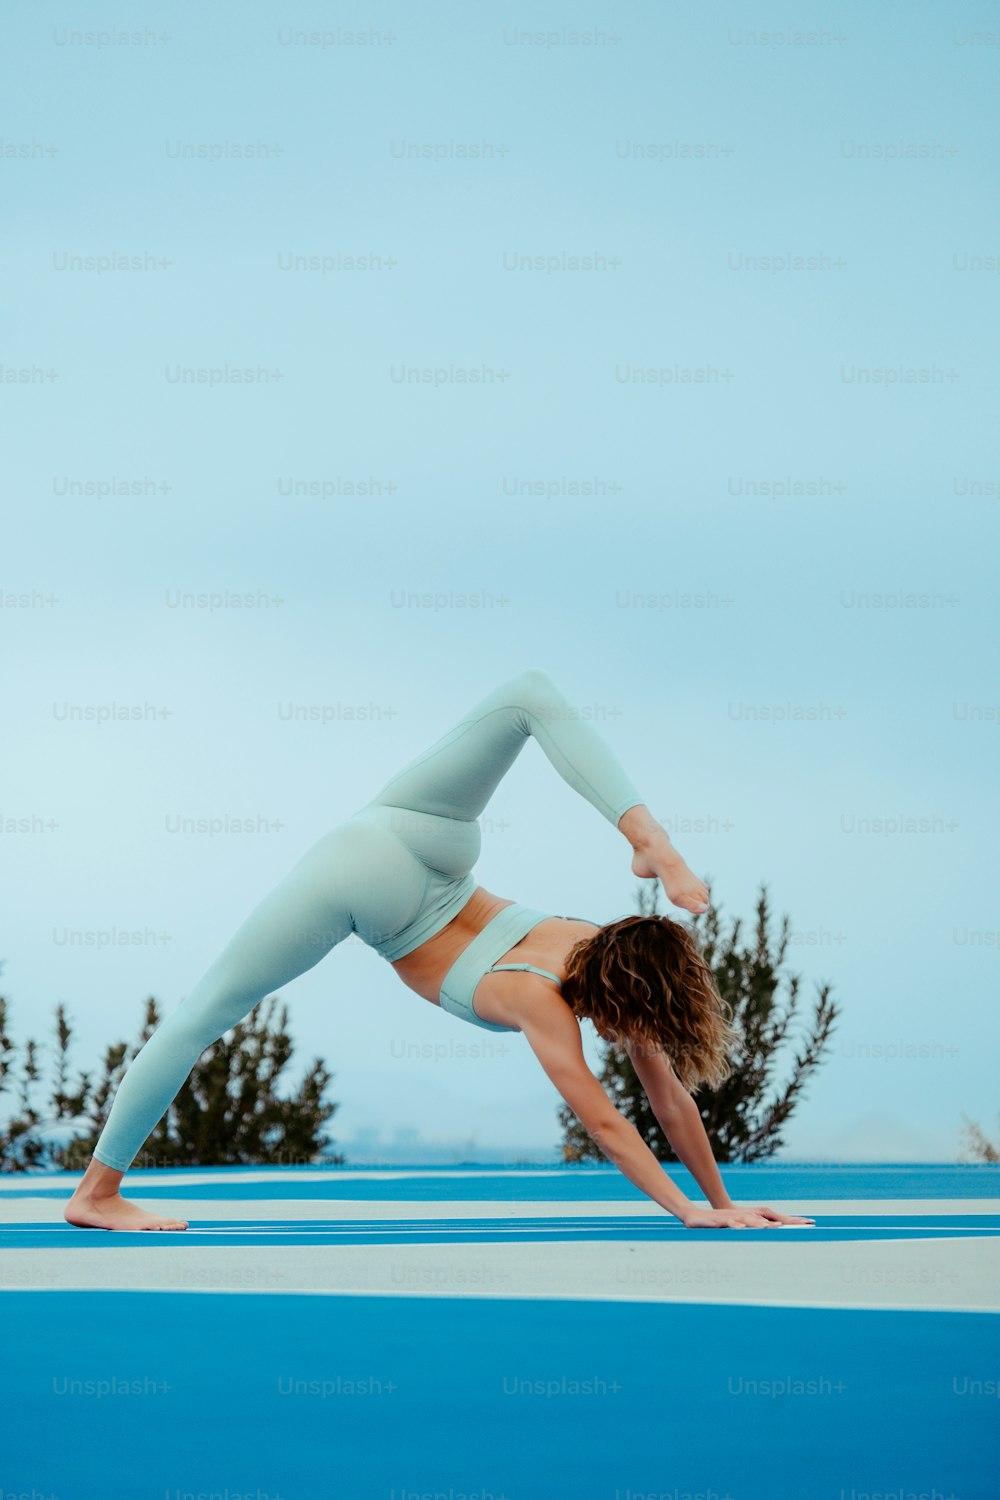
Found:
[389,885,597,1007]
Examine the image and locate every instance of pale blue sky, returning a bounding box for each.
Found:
[3,1,998,1162]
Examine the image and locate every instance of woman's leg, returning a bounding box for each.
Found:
[66,825,365,1230]
[366,667,645,828]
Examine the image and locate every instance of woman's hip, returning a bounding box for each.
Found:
[302,808,480,955]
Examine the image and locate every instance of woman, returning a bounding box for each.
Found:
[65,668,813,1233]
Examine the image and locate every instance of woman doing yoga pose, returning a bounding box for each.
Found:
[64,668,813,1232]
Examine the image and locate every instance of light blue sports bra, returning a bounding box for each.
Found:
[437,902,570,1033]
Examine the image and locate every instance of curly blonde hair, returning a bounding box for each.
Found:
[562,913,739,1092]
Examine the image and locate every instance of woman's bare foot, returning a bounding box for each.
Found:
[631,837,710,915]
[64,1159,187,1231]
[64,1191,189,1232]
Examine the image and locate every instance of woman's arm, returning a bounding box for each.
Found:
[626,1043,814,1227]
[626,1040,734,1206]
[520,1002,779,1228]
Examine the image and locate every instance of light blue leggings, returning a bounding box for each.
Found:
[91,668,644,1171]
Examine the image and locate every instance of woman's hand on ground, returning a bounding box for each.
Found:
[737,1203,815,1226]
[681,1204,815,1229]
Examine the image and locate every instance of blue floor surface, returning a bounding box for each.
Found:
[3,1290,997,1500]
[4,1164,997,1498]
[6,1161,998,1199]
[3,1212,999,1249]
